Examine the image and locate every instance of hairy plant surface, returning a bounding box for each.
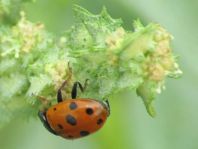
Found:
[0,4,182,128]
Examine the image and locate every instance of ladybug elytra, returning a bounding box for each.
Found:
[37,79,110,140]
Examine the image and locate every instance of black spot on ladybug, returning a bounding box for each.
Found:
[66,115,77,126]
[69,102,77,110]
[80,131,90,136]
[57,124,63,129]
[53,108,57,111]
[86,108,94,115]
[97,118,103,125]
[68,135,73,138]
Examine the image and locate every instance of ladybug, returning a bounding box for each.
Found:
[37,80,110,139]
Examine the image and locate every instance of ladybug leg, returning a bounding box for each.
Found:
[57,62,73,103]
[57,80,67,103]
[71,79,89,99]
[38,111,57,135]
[32,94,50,106]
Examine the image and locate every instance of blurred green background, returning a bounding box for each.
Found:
[0,0,197,149]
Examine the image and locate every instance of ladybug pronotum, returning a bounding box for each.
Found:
[37,80,110,140]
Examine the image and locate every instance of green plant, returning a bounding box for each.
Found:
[0,2,182,128]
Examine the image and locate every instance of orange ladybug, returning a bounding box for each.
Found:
[38,80,110,139]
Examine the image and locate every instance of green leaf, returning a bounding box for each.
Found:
[0,5,182,129]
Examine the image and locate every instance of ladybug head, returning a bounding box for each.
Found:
[102,100,110,116]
